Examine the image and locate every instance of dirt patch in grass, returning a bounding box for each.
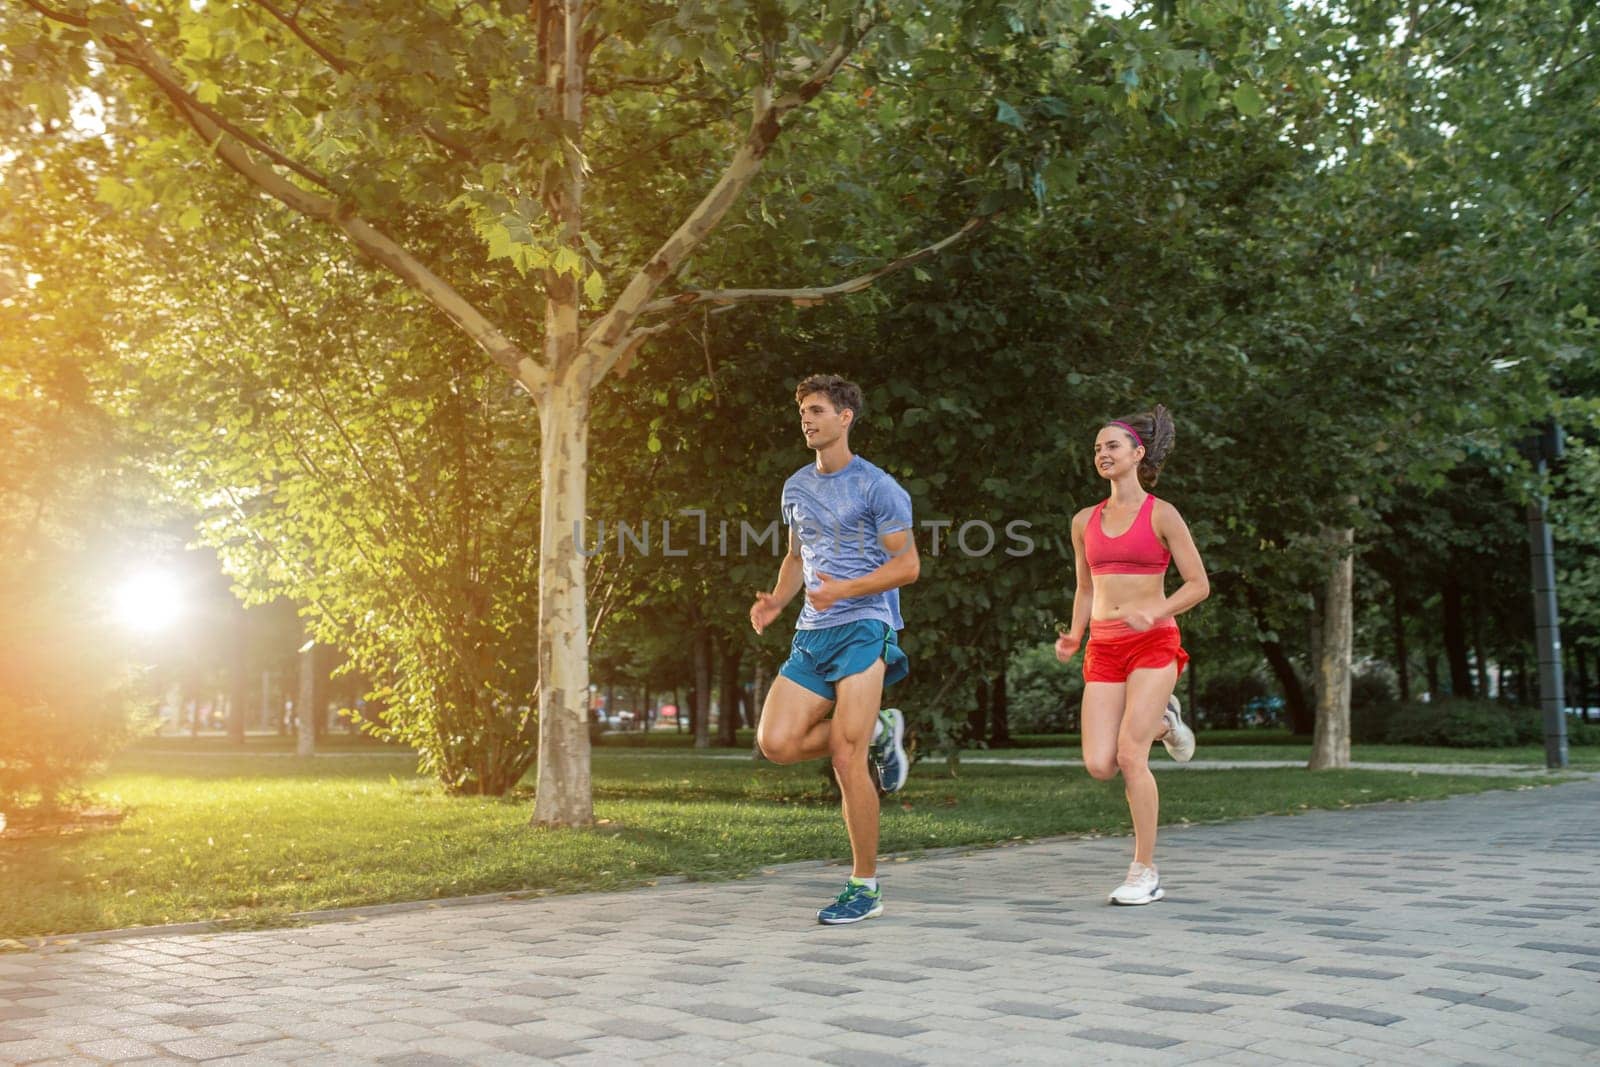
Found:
[0,806,128,840]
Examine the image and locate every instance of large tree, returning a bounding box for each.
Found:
[8,0,1291,821]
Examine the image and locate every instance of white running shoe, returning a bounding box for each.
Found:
[1160,695,1195,763]
[1109,861,1164,905]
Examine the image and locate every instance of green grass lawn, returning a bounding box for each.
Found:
[593,728,1598,767]
[0,745,1571,941]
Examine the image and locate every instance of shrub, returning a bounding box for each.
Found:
[1197,672,1273,730]
[1007,643,1082,734]
[1567,717,1600,747]
[1347,666,1401,742]
[1381,698,1534,748]
[0,575,156,814]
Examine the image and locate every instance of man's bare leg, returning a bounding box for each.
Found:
[832,660,887,878]
[755,675,833,764]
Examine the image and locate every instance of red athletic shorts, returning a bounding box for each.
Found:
[1083,618,1189,684]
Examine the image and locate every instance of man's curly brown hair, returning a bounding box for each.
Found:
[794,374,863,421]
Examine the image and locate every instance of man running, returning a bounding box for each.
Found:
[749,374,918,925]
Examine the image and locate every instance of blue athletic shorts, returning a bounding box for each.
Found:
[779,620,910,701]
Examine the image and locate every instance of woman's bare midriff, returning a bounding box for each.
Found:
[1091,572,1169,623]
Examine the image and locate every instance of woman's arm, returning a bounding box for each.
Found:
[1154,500,1210,620]
[1056,509,1095,661]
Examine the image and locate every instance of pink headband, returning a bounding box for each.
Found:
[1108,420,1144,449]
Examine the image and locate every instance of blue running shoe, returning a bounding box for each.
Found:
[817,880,884,925]
[870,707,909,794]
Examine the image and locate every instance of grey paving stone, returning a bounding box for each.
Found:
[1224,949,1303,963]
[1030,945,1108,959]
[678,1003,773,1024]
[910,957,988,971]
[591,1018,682,1041]
[1311,929,1386,942]
[1104,961,1190,977]
[844,968,929,983]
[980,1001,1078,1020]
[159,1036,248,1060]
[655,969,725,986]
[1553,1025,1600,1046]
[1070,1026,1180,1049]
[0,1040,70,1065]
[1190,981,1287,997]
[1128,995,1230,1015]
[823,1015,927,1038]
[1521,941,1600,957]
[462,1005,544,1026]
[1438,962,1541,979]
[1416,988,1528,1012]
[1339,945,1432,959]
[1289,1003,1403,1027]
[1308,966,1401,980]
[812,1050,924,1067]
[492,1032,586,1058]
[775,979,858,997]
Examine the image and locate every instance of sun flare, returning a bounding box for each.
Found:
[112,568,185,633]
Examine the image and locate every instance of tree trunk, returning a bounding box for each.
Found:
[1425,651,1440,699]
[1186,655,1197,728]
[1390,574,1410,703]
[989,668,1011,747]
[692,626,712,750]
[1309,527,1355,769]
[1470,576,1491,698]
[1259,637,1313,734]
[311,644,328,740]
[751,657,768,759]
[229,609,248,746]
[968,677,989,745]
[296,637,316,757]
[718,639,743,746]
[1579,649,1592,720]
[1441,573,1474,697]
[530,369,594,827]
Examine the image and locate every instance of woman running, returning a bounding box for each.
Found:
[1056,405,1209,905]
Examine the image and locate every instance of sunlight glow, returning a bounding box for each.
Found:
[113,568,186,633]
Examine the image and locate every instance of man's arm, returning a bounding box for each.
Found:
[750,527,805,634]
[806,529,920,613]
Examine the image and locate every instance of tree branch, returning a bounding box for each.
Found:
[247,0,347,72]
[636,215,990,317]
[1546,173,1596,228]
[23,0,548,395]
[580,5,877,380]
[246,0,480,162]
[603,215,989,376]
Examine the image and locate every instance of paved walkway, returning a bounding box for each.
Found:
[4,781,1599,1065]
[957,757,1584,777]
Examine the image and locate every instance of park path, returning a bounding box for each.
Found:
[3,780,1599,1065]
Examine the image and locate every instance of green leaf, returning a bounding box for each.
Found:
[552,247,582,277]
[95,177,128,207]
[1231,82,1265,118]
[994,99,1026,131]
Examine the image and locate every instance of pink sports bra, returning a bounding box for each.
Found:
[1084,494,1171,576]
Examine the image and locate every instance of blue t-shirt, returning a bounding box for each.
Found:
[781,455,914,631]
